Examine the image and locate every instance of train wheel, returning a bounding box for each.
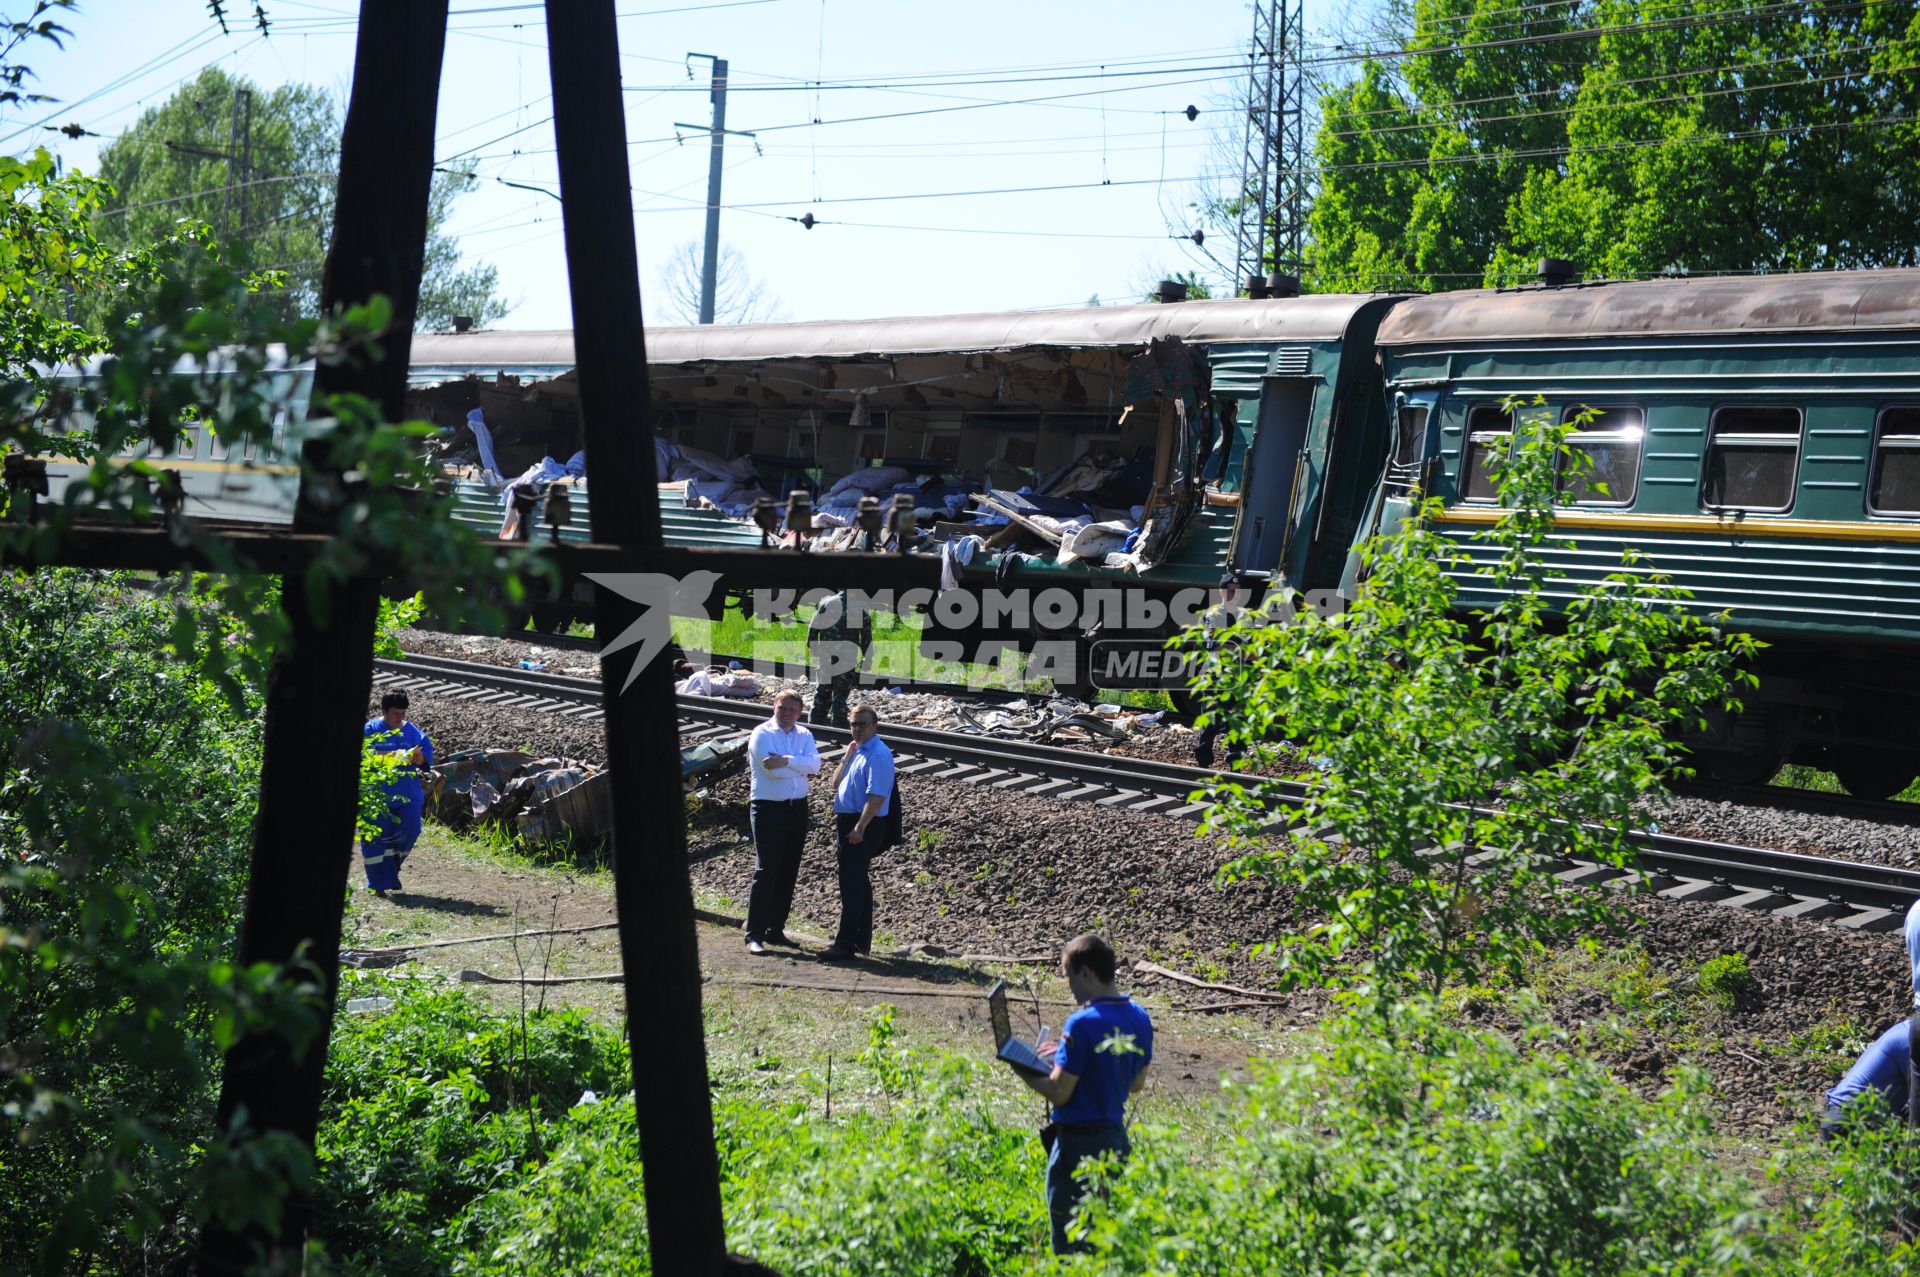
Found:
[1831,752,1918,802]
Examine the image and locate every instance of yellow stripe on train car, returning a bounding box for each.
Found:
[1430,505,1920,545]
[41,455,301,476]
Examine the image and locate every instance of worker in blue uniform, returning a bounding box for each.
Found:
[362,690,433,896]
[1011,933,1154,1255]
[1822,898,1920,1135]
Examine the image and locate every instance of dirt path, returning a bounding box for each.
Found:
[340,830,1274,1097]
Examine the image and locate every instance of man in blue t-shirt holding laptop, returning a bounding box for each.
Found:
[1005,932,1154,1255]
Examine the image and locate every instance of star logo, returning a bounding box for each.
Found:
[584,571,724,694]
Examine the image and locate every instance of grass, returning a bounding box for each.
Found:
[1770,1017,1875,1071]
[1772,763,1920,802]
[671,604,1123,697]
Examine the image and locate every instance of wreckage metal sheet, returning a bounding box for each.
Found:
[409,294,1394,375]
[1376,268,1920,346]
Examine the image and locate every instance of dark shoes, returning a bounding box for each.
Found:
[765,932,798,948]
[745,938,768,956]
[818,945,856,961]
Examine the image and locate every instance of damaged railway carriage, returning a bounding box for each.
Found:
[1370,269,1920,797]
[407,295,1402,691]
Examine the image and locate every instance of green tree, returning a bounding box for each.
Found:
[1304,0,1920,289]
[1,116,536,1277]
[1183,404,1755,1016]
[92,65,508,329]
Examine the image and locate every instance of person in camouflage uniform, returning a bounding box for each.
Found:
[808,589,870,728]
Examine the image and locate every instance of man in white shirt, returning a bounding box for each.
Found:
[744,690,824,955]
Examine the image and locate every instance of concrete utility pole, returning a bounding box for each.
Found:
[225,87,252,235]
[677,54,754,325]
[698,56,726,325]
[166,86,253,239]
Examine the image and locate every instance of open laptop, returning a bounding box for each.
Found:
[987,979,1052,1078]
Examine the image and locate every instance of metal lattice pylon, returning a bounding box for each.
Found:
[1232,0,1306,289]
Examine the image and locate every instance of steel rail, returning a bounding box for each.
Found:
[376,651,1920,929]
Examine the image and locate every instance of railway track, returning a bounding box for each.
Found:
[1675,778,1920,824]
[376,651,1920,931]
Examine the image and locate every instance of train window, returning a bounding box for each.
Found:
[1869,407,1920,516]
[1557,405,1642,506]
[729,427,756,457]
[858,429,888,462]
[175,425,197,459]
[1460,405,1512,502]
[1000,436,1037,468]
[791,426,817,458]
[924,431,961,462]
[1391,404,1428,468]
[1702,407,1801,512]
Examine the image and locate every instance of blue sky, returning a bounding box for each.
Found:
[7,0,1350,327]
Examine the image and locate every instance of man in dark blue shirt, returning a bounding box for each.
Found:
[1009,933,1153,1255]
[820,704,893,961]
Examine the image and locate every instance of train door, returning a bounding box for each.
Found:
[1230,375,1315,575]
[1338,387,1441,597]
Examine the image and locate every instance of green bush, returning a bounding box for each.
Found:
[1080,1006,1778,1274]
[302,986,1920,1276]
[0,572,313,1273]
[313,975,631,1274]
[1697,953,1756,1010]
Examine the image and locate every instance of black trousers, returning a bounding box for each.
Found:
[745,798,809,941]
[832,812,874,954]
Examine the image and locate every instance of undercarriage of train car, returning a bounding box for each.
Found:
[1690,642,1920,798]
[403,335,1240,686]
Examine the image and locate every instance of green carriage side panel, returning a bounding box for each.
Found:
[1375,270,1920,646]
[1429,514,1920,644]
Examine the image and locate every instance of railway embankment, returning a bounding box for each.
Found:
[373,641,1920,1139]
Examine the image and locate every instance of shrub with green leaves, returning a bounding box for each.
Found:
[0,570,317,1272]
[303,986,1920,1275]
[1697,952,1756,1011]
[1083,1005,1920,1275]
[1185,406,1757,1012]
[312,992,1042,1275]
[1079,1007,1777,1273]
[313,976,631,1274]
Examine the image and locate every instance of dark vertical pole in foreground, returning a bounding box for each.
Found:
[545,4,730,1272]
[199,4,450,1272]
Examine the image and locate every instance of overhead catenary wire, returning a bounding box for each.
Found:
[1298,0,1900,70]
[1317,33,1919,126]
[0,24,236,148]
[1318,52,1920,142]
[1292,108,1919,179]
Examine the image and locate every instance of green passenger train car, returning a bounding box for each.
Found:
[1370,269,1920,796]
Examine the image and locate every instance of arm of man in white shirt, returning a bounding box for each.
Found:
[749,725,791,777]
[787,730,823,776]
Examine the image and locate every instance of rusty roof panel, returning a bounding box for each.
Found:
[411,293,1401,372]
[1375,268,1920,346]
